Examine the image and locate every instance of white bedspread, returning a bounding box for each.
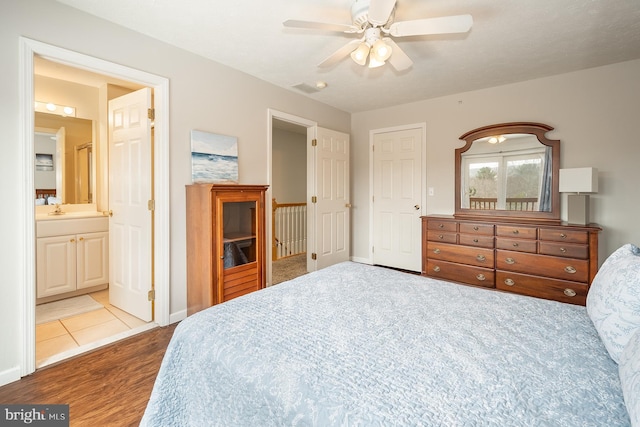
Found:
[141,262,629,426]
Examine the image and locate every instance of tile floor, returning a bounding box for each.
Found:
[36,289,150,366]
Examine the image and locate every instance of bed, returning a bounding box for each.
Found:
[141,244,640,426]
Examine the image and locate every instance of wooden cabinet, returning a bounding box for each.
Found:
[186,184,268,315]
[422,215,601,305]
[36,217,109,302]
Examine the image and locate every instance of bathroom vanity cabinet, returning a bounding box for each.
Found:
[36,215,109,302]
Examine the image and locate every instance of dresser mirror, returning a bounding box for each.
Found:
[455,122,560,223]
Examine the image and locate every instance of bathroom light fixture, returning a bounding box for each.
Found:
[559,167,598,225]
[34,101,76,117]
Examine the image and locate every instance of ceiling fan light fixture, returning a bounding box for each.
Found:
[371,39,392,62]
[368,56,386,68]
[350,42,370,66]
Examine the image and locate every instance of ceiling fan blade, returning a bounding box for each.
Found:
[388,14,473,37]
[318,39,362,68]
[368,0,397,26]
[283,19,359,34]
[384,38,413,71]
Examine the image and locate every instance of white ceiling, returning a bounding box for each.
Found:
[55,0,640,113]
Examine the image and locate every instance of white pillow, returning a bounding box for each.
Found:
[620,328,640,426]
[587,243,640,363]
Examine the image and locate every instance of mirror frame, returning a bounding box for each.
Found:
[455,122,561,223]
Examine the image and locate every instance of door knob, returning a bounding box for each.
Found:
[414,205,420,210]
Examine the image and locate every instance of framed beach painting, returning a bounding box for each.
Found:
[190,130,238,183]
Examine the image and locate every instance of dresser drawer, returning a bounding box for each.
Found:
[496,270,588,305]
[539,228,588,244]
[427,230,457,244]
[496,225,537,240]
[539,241,589,259]
[427,242,494,268]
[496,250,589,283]
[427,259,495,288]
[495,237,537,253]
[427,220,457,232]
[459,222,494,236]
[459,233,494,248]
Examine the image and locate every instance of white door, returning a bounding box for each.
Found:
[313,127,350,270]
[372,127,423,272]
[108,88,153,321]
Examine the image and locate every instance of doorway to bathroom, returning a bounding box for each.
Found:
[21,38,171,376]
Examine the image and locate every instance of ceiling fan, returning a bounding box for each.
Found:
[283,0,473,71]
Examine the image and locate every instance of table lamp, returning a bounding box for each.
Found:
[559,167,598,225]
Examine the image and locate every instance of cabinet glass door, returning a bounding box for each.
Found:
[222,201,257,269]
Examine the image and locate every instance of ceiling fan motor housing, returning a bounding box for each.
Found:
[351,0,395,29]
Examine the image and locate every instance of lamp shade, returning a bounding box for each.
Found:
[559,167,598,193]
[350,43,370,66]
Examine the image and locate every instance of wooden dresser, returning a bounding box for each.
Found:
[422,215,601,305]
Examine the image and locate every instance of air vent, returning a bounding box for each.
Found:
[292,83,320,94]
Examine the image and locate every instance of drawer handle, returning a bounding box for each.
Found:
[473,226,479,231]
[476,254,486,262]
[512,230,519,235]
[78,237,84,241]
[560,247,567,253]
[512,242,519,247]
[504,278,515,286]
[433,248,441,254]
[476,274,486,281]
[70,238,75,243]
[433,266,441,272]
[564,266,577,274]
[564,288,577,297]
[438,224,445,229]
[473,238,479,243]
[438,234,444,240]
[505,257,515,264]
[560,233,567,239]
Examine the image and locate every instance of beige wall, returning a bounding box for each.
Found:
[272,128,306,204]
[0,0,349,383]
[351,59,640,264]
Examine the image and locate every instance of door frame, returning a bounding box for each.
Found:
[267,109,317,284]
[369,123,427,266]
[19,37,171,376]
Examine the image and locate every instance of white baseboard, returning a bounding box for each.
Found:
[0,366,21,387]
[170,309,187,324]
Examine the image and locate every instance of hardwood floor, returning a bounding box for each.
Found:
[0,323,177,427]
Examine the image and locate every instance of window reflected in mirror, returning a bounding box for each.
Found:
[461,134,551,212]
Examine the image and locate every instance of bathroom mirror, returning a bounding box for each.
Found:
[34,112,95,205]
[455,122,560,223]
